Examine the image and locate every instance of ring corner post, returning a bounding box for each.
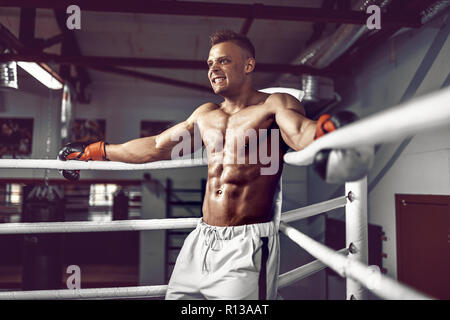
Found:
[345,176,369,300]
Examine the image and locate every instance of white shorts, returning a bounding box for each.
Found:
[166,178,282,300]
[165,179,282,300]
[165,219,280,300]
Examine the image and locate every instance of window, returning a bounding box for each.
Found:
[6,183,21,206]
[89,184,118,207]
[0,183,22,223]
[88,184,118,221]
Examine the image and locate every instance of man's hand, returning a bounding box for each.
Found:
[313,111,374,184]
[58,141,108,181]
[314,111,358,139]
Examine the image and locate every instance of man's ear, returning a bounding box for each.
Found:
[244,57,256,74]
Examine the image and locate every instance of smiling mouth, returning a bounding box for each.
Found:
[212,77,226,84]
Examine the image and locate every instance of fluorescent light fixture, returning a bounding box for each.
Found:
[0,60,18,89]
[17,61,63,90]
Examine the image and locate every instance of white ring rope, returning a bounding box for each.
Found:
[0,251,346,300]
[285,87,450,166]
[278,248,348,289]
[0,158,207,170]
[0,285,167,300]
[281,195,347,223]
[0,196,346,234]
[259,87,305,101]
[0,212,431,299]
[279,221,432,300]
[0,255,347,300]
[0,218,200,234]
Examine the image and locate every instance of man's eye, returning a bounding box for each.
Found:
[221,59,229,64]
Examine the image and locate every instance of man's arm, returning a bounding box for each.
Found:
[58,103,214,181]
[106,123,192,163]
[106,103,214,163]
[269,93,374,184]
[268,93,316,151]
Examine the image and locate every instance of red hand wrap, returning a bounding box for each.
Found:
[315,114,336,140]
[66,141,108,161]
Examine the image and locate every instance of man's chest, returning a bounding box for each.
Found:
[196,106,278,152]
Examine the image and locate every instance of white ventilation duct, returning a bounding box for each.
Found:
[283,0,449,109]
[292,0,392,107]
[297,0,392,70]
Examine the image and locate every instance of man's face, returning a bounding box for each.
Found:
[207,42,251,95]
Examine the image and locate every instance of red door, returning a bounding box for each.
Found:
[395,194,450,299]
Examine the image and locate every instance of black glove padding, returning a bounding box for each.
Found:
[313,146,375,184]
[58,142,87,181]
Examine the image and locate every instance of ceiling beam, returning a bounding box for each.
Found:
[240,18,254,35]
[89,66,213,93]
[306,0,337,47]
[37,33,64,50]
[0,53,342,77]
[0,23,26,52]
[53,9,91,103]
[0,22,65,85]
[0,0,422,27]
[18,8,36,47]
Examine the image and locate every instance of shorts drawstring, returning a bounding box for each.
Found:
[202,226,219,273]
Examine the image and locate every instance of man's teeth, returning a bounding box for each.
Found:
[214,78,225,83]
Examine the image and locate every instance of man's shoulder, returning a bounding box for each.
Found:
[188,102,220,122]
[265,92,305,114]
[265,92,297,105]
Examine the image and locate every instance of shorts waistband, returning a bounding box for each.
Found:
[197,218,277,239]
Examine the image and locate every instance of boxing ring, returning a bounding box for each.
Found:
[0,87,449,300]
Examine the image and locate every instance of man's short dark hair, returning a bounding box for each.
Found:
[209,30,255,58]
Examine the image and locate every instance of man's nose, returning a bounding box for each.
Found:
[210,62,220,73]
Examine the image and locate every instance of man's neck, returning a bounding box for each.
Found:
[221,87,259,113]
